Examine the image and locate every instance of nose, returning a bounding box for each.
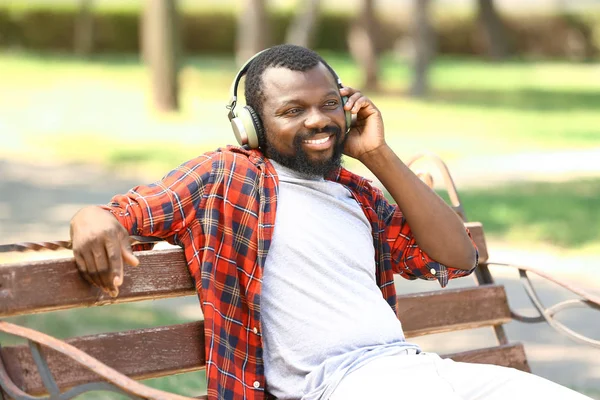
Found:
[304,107,331,131]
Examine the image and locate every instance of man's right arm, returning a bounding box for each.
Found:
[69,153,215,297]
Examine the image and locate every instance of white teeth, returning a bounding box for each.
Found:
[303,136,330,145]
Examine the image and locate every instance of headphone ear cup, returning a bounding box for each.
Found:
[230,111,248,147]
[341,95,352,133]
[244,105,264,149]
[231,106,262,149]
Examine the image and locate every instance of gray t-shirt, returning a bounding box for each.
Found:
[261,161,420,400]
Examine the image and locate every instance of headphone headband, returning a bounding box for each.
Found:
[227,49,269,113]
[227,49,348,113]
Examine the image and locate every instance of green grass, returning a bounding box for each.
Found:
[0,51,599,173]
[451,178,600,249]
[381,178,600,250]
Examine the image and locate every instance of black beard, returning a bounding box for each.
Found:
[264,125,345,177]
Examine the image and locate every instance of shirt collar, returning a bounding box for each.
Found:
[221,145,372,193]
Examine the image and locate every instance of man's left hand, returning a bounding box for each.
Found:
[340,86,386,162]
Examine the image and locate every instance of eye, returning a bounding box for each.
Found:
[324,100,339,108]
[284,108,302,116]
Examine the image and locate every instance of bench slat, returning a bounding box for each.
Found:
[445,343,531,372]
[2,284,510,394]
[0,321,205,395]
[2,333,528,396]
[398,285,511,337]
[0,222,488,319]
[0,249,195,318]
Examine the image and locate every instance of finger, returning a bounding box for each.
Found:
[82,250,103,289]
[339,86,355,96]
[348,95,374,114]
[121,240,140,267]
[351,97,369,114]
[343,91,364,111]
[92,246,113,292]
[105,240,124,297]
[73,250,95,287]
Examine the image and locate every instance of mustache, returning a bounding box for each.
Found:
[294,125,342,144]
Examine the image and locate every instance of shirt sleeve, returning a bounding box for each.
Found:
[377,189,478,288]
[100,154,214,245]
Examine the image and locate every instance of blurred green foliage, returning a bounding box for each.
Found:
[0,3,599,58]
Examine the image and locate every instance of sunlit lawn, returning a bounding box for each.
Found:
[1,51,599,173]
[377,177,600,250]
[446,178,600,250]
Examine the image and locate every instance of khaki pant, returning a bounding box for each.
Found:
[328,352,592,400]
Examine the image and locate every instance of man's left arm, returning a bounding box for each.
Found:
[363,146,476,271]
[340,86,477,272]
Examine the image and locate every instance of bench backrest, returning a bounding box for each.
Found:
[0,222,529,397]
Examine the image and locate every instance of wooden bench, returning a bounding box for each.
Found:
[1,154,598,400]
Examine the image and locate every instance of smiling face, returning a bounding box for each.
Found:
[259,62,347,176]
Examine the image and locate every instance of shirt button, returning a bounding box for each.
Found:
[253,327,259,334]
[430,268,436,275]
[253,381,261,389]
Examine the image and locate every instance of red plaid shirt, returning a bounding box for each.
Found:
[104,146,476,400]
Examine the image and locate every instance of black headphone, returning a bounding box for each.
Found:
[226,49,353,149]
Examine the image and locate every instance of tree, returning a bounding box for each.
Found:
[285,0,321,48]
[409,0,435,97]
[236,0,270,66]
[477,0,510,60]
[74,0,94,57]
[347,0,379,91]
[142,0,180,112]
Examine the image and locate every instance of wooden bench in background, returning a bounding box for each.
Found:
[1,154,598,400]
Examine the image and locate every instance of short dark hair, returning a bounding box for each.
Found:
[243,44,337,123]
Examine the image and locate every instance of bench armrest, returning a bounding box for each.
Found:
[485,261,600,349]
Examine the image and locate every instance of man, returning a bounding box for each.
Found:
[70,45,590,400]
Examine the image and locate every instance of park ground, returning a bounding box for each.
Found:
[0,52,599,398]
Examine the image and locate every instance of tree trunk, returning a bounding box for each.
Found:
[347,0,379,91]
[285,0,320,48]
[143,0,180,112]
[74,0,94,57]
[410,0,435,97]
[477,0,510,60]
[236,0,270,66]
[140,0,151,64]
